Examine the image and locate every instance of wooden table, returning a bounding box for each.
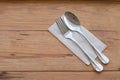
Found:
[0,0,119,80]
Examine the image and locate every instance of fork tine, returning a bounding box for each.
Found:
[58,18,66,33]
[56,18,67,34]
[59,17,69,33]
[56,17,69,35]
[56,18,65,34]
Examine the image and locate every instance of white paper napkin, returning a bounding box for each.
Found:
[48,17,107,65]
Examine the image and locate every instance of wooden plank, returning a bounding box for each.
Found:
[0,72,120,80]
[0,30,119,71]
[0,1,119,30]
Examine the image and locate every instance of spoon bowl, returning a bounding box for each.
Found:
[64,11,80,26]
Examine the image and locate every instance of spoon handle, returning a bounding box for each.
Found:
[65,32,103,72]
[78,30,109,64]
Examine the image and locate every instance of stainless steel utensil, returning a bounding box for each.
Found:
[63,11,109,64]
[56,17,103,72]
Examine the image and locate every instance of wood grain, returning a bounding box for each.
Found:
[0,72,120,80]
[0,1,119,31]
[0,0,119,80]
[0,31,119,71]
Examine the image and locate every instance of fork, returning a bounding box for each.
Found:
[56,17,103,72]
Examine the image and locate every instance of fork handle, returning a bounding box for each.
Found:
[78,30,109,64]
[65,32,103,72]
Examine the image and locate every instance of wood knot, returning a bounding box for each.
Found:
[66,54,73,56]
[10,53,15,56]
[20,33,29,36]
[0,71,7,76]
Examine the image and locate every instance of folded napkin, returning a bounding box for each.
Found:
[48,16,107,65]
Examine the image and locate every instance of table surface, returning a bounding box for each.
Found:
[0,0,119,80]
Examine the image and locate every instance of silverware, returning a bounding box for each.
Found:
[56,17,103,72]
[63,11,109,64]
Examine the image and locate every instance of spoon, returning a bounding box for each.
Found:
[63,11,109,64]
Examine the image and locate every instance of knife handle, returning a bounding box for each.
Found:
[78,30,109,64]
